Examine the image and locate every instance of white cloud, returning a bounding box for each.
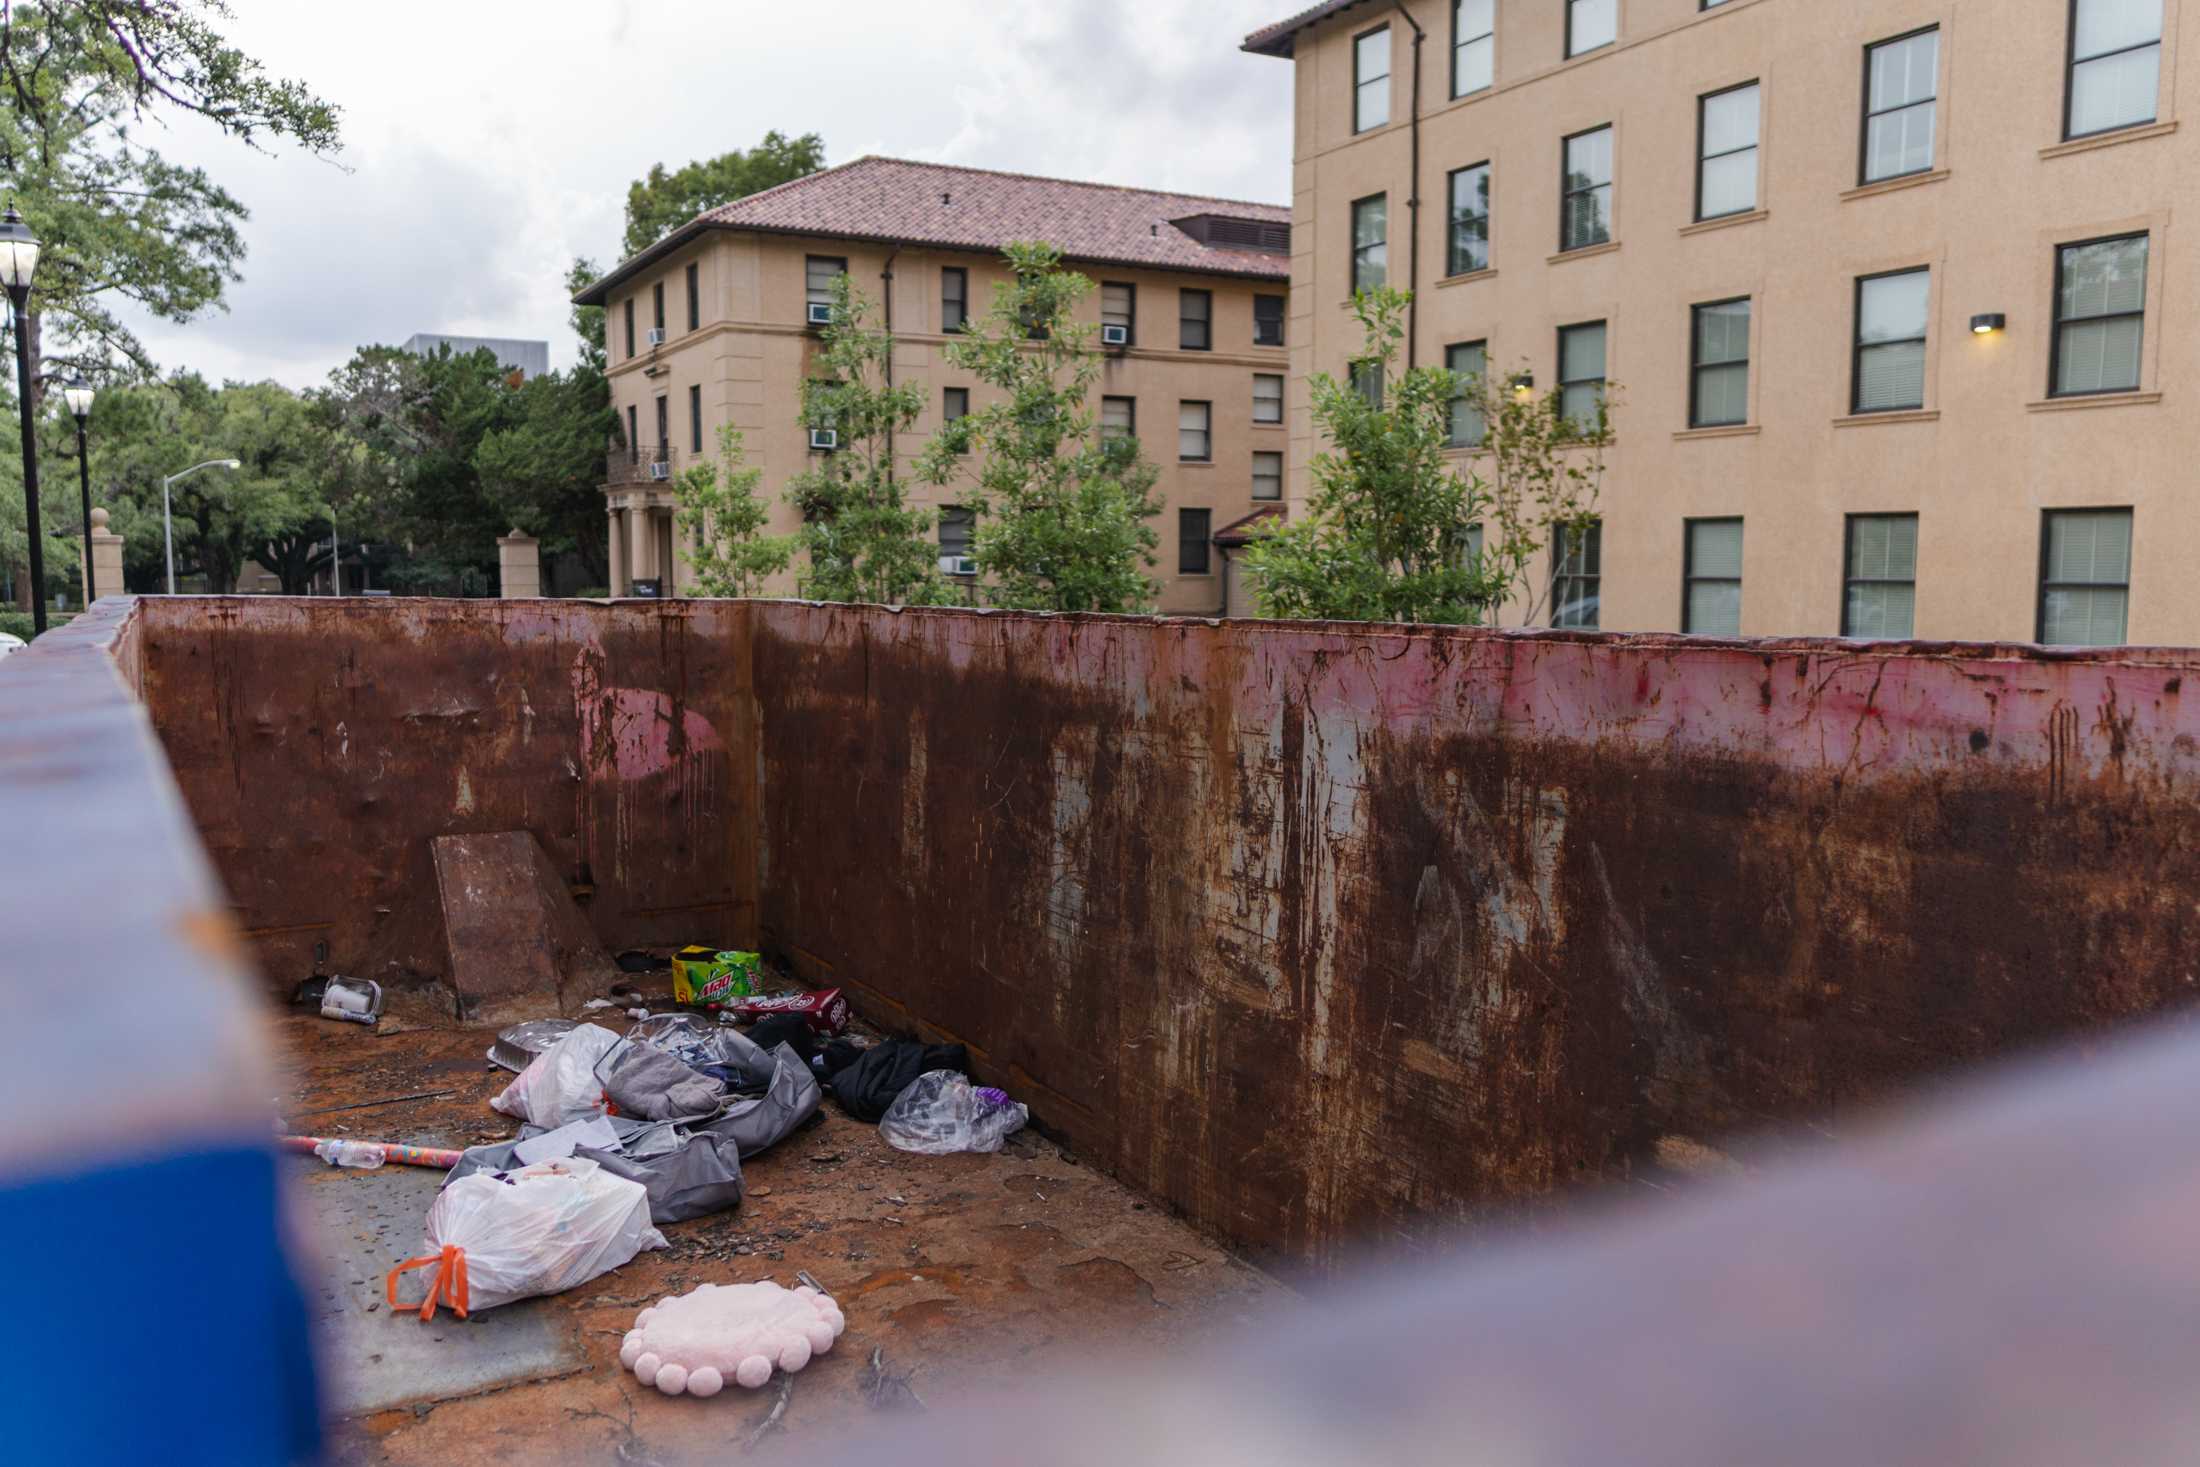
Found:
[109,0,1296,390]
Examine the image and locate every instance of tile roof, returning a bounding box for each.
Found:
[576,156,1290,306]
[1243,0,1384,57]
[1213,503,1288,545]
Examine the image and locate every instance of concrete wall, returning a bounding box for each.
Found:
[131,595,2200,1265]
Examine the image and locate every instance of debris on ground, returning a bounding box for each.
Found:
[825,1040,970,1122]
[490,1021,621,1127]
[879,1071,1030,1155]
[858,1346,926,1412]
[318,976,383,1026]
[716,987,851,1035]
[671,946,761,1007]
[281,1134,461,1169]
[620,1280,845,1396]
[311,1138,388,1169]
[487,1017,579,1073]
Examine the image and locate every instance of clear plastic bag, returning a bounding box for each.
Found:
[312,1139,386,1169]
[878,1069,1028,1155]
[491,1022,620,1129]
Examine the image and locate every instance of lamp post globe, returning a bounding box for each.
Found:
[62,375,97,604]
[1,204,47,635]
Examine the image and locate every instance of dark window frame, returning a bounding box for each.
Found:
[2050,230,2149,399]
[1841,512,1920,637]
[623,298,635,358]
[1100,281,1137,346]
[1179,507,1215,575]
[1452,0,1495,98]
[1353,23,1392,133]
[2036,506,2135,644]
[1254,293,1286,347]
[1446,339,1488,447]
[1180,288,1214,351]
[1851,266,1931,415]
[1447,161,1492,276]
[1859,25,1940,186]
[1351,193,1390,292]
[1102,394,1137,442]
[688,383,702,453]
[1252,450,1284,501]
[1695,80,1760,222]
[805,255,848,318]
[685,262,700,331]
[653,394,669,455]
[1689,296,1751,429]
[1253,372,1285,425]
[1557,319,1608,428]
[2064,0,2164,141]
[943,386,970,424]
[1682,516,1745,635]
[1350,358,1386,407]
[1560,124,1614,253]
[652,280,665,331]
[941,267,969,333]
[625,403,637,457]
[1179,398,1213,462]
[1565,0,1616,59]
[1551,519,1603,629]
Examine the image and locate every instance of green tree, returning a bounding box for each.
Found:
[621,131,824,257]
[785,273,952,606]
[474,360,617,587]
[916,242,1160,614]
[565,257,606,371]
[1245,288,1612,626]
[676,425,792,598]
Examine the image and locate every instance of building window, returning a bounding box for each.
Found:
[1102,282,1136,345]
[1683,518,1744,635]
[1351,194,1388,292]
[2067,0,2162,139]
[1255,294,1286,347]
[1703,0,1733,7]
[1453,0,1494,96]
[1690,298,1750,428]
[653,395,669,453]
[1561,126,1613,251]
[1567,0,1616,57]
[806,255,846,316]
[941,267,968,332]
[1447,162,1491,275]
[1350,359,1385,407]
[1558,321,1607,430]
[688,383,702,453]
[1179,400,1212,461]
[1853,268,1929,414]
[625,403,637,456]
[1862,27,1938,184]
[652,280,665,331]
[1697,82,1760,220]
[1354,26,1391,132]
[1252,373,1285,425]
[943,386,969,424]
[1446,340,1487,446]
[685,262,700,331]
[2039,509,2132,644]
[623,298,635,359]
[939,507,975,569]
[1102,395,1136,442]
[1843,513,1918,638]
[1552,520,1601,628]
[1180,289,1212,351]
[1180,508,1214,574]
[2052,233,2148,398]
[1253,451,1283,501]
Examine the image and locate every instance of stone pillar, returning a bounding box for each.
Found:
[497,528,541,598]
[606,504,628,597]
[629,505,657,587]
[87,508,125,604]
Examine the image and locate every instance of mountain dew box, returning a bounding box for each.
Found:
[672,947,760,1006]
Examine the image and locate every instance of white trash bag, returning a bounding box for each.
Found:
[385,1155,665,1319]
[878,1069,1028,1155]
[490,1021,620,1129]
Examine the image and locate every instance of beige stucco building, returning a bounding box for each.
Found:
[575,157,1290,614]
[1248,0,2191,643]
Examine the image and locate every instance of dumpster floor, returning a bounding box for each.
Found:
[274,1014,1285,1464]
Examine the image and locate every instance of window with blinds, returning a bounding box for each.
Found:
[2053,234,2147,397]
[938,507,975,560]
[1690,299,1749,428]
[1863,28,1938,183]
[1697,82,1759,220]
[941,268,968,332]
[805,256,846,313]
[1683,518,1744,636]
[1446,341,1487,447]
[1253,451,1283,501]
[1102,283,1136,345]
[1843,514,1918,638]
[2039,509,2132,645]
[1453,0,1494,96]
[1561,126,1613,251]
[1355,27,1391,132]
[1180,289,1213,351]
[1101,396,1135,442]
[1253,373,1284,424]
[2067,0,2161,139]
[1853,269,1929,414]
[1255,294,1285,346]
[1178,400,1212,461]
[1558,321,1606,430]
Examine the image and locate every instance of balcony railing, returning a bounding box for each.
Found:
[606,442,677,486]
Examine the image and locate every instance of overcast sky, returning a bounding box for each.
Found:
[116,0,1297,390]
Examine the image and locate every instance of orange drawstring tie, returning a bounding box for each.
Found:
[385,1244,470,1321]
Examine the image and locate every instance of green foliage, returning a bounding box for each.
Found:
[785,274,952,607]
[0,609,35,640]
[916,243,1160,614]
[0,0,340,375]
[475,356,617,571]
[622,131,824,257]
[676,424,793,598]
[1246,288,1612,626]
[565,257,606,372]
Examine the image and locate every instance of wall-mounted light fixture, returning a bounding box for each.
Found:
[1970,313,2006,336]
[1508,370,1535,396]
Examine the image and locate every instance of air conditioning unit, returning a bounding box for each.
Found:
[645,326,666,347]
[939,554,979,576]
[806,302,834,326]
[808,428,839,451]
[646,460,672,482]
[1101,324,1130,347]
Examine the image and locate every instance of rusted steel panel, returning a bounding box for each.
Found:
[133,597,757,988]
[750,608,2200,1265]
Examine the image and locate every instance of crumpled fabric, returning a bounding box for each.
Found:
[603,1043,724,1122]
[627,1013,776,1091]
[826,1040,970,1123]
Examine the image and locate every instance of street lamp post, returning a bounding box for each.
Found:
[61,376,94,603]
[0,206,47,634]
[161,458,242,594]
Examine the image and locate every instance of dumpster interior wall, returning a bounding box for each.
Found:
[130,597,2200,1265]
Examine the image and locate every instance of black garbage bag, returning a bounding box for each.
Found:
[826,1040,970,1123]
